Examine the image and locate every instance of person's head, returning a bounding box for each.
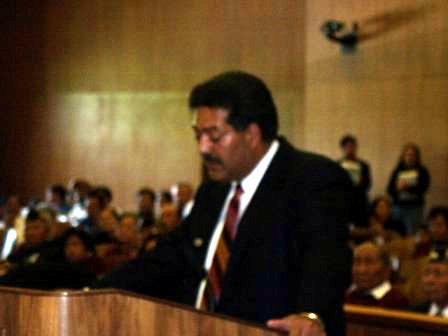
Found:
[160,203,181,231]
[189,71,278,182]
[340,134,358,160]
[422,248,448,307]
[95,186,113,206]
[99,208,120,234]
[428,207,448,242]
[371,196,393,222]
[352,242,391,291]
[116,212,140,244]
[5,194,22,217]
[45,184,67,207]
[68,178,91,204]
[86,189,107,219]
[63,229,94,263]
[24,209,49,246]
[136,187,156,214]
[170,182,194,208]
[400,143,421,168]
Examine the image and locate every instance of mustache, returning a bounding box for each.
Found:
[202,154,223,165]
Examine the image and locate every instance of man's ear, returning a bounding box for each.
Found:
[245,123,263,147]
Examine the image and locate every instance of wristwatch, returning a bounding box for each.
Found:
[299,312,325,331]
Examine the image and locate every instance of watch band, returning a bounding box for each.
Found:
[298,312,325,331]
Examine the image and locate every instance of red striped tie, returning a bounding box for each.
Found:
[204,184,243,310]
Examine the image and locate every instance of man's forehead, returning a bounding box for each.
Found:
[354,244,380,258]
[192,106,230,127]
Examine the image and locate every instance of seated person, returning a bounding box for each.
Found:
[0,229,100,289]
[428,207,448,248]
[78,189,108,234]
[135,187,156,230]
[413,207,448,258]
[143,204,181,252]
[369,196,407,239]
[7,208,50,265]
[349,196,405,248]
[346,241,409,308]
[95,213,142,273]
[44,184,71,215]
[409,246,448,317]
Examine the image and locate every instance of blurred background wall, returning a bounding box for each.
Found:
[1,0,447,210]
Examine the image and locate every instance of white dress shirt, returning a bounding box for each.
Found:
[195,140,280,308]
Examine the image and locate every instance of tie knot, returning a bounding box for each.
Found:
[235,184,244,197]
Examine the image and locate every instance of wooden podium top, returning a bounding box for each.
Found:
[0,286,283,336]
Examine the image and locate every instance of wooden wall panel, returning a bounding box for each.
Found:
[1,1,305,208]
[305,0,448,208]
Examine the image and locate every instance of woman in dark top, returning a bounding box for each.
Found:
[387,143,430,235]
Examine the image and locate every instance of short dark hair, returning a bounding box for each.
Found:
[48,184,67,201]
[63,228,95,253]
[340,134,357,148]
[189,71,278,142]
[428,206,448,226]
[87,189,108,209]
[137,187,156,202]
[96,186,113,203]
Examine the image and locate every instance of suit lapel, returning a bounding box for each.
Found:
[225,140,293,276]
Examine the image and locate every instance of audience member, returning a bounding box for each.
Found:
[428,207,448,248]
[3,195,25,244]
[369,196,406,240]
[0,228,99,289]
[338,134,371,227]
[78,189,107,234]
[387,143,430,235]
[136,187,156,230]
[45,184,71,215]
[143,203,181,252]
[7,208,50,265]
[67,178,91,226]
[346,241,409,309]
[115,212,141,260]
[410,247,448,317]
[413,207,448,259]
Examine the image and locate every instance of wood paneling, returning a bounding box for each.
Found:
[1,1,304,208]
[305,0,448,207]
[2,0,447,210]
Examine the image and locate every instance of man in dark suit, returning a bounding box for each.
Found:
[95,71,353,336]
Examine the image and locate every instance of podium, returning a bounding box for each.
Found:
[0,287,282,336]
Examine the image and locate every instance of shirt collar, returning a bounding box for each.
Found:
[349,281,392,300]
[369,281,392,300]
[429,303,448,317]
[239,139,279,195]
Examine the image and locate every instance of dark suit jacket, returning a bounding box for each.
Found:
[95,138,353,336]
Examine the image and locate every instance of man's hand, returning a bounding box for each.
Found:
[267,314,326,336]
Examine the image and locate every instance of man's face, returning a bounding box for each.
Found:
[342,142,357,159]
[138,194,154,213]
[25,220,47,246]
[192,107,255,183]
[430,214,448,242]
[65,235,90,263]
[422,263,448,306]
[352,244,389,291]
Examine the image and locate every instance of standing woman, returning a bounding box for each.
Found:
[387,143,430,235]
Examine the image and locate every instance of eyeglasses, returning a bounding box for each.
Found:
[192,126,231,144]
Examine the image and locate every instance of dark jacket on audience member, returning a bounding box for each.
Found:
[346,288,409,309]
